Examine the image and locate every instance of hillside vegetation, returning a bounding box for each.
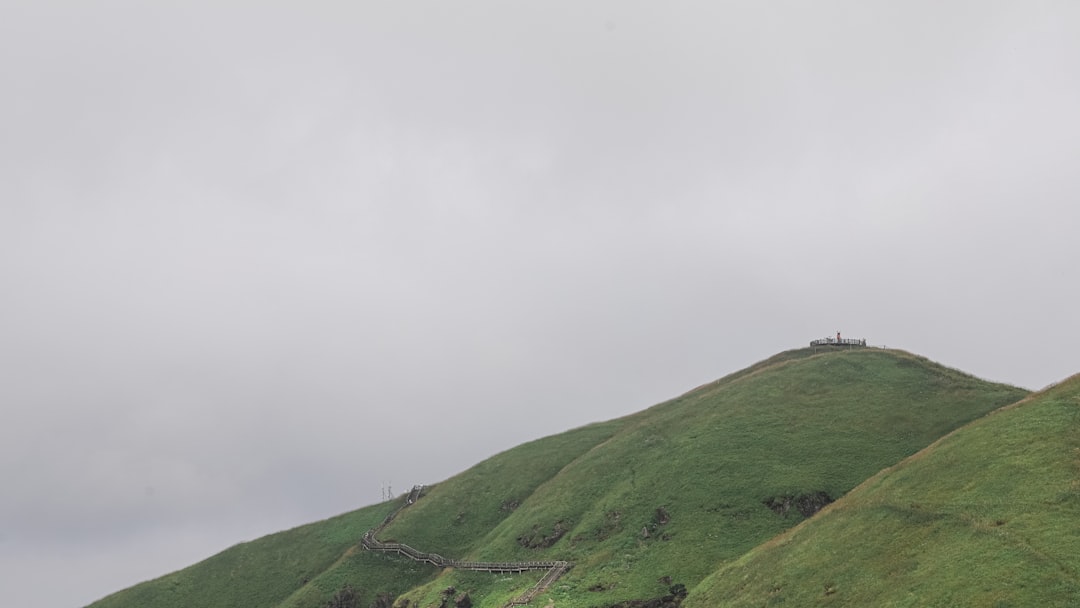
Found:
[88,348,1029,608]
[685,373,1080,608]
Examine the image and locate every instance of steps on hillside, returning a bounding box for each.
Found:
[502,562,572,607]
[359,484,572,607]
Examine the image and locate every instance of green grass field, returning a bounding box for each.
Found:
[88,348,1033,608]
[684,374,1080,608]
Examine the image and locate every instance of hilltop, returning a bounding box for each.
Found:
[88,348,1030,608]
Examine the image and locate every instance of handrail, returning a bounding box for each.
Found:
[810,337,867,347]
[359,485,572,607]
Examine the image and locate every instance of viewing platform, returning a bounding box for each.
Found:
[810,337,867,347]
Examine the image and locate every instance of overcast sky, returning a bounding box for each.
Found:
[2,2,1079,607]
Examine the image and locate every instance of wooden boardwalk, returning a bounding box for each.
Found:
[360,485,572,607]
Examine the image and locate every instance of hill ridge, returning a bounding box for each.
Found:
[685,371,1078,606]
[831,369,1080,510]
[85,347,1033,608]
[730,364,1061,554]
[678,346,905,399]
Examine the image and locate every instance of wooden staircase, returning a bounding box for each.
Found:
[359,485,572,607]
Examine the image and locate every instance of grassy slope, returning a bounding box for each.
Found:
[685,374,1080,608]
[400,348,1024,608]
[88,422,623,608]
[276,421,623,608]
[87,504,391,608]
[87,348,1028,608]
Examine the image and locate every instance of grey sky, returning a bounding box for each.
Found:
[2,2,1079,607]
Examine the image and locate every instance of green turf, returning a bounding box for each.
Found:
[684,374,1080,608]
[87,348,1030,608]
[87,502,396,608]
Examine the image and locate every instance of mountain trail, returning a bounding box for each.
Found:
[360,485,572,607]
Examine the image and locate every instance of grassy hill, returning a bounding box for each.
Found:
[684,373,1080,608]
[88,348,1029,608]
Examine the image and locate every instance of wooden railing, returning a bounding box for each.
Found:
[810,337,867,347]
[503,562,572,606]
[359,485,572,607]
